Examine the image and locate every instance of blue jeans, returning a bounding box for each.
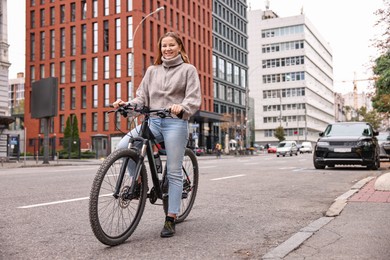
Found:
[116,118,189,215]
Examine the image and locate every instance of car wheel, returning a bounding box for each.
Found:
[367,154,380,170]
[313,155,325,169]
[314,161,326,169]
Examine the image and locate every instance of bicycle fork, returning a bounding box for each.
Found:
[113,139,148,199]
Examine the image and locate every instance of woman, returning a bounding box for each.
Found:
[113,32,201,237]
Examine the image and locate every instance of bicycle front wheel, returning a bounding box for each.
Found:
[163,148,199,223]
[89,148,148,246]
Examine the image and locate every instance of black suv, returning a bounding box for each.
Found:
[313,122,380,170]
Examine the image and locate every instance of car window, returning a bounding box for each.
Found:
[323,124,372,137]
[278,143,286,147]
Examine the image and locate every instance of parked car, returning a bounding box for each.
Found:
[377,132,390,161]
[313,122,380,170]
[267,146,277,153]
[300,141,313,154]
[276,140,298,157]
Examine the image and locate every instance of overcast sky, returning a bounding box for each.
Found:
[249,0,385,93]
[8,0,385,94]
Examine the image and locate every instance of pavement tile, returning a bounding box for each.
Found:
[349,178,390,203]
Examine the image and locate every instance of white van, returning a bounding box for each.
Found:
[300,141,313,154]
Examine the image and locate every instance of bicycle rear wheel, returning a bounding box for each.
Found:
[163,148,199,223]
[89,148,148,246]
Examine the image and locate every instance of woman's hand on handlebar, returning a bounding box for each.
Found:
[113,99,127,108]
[170,104,184,116]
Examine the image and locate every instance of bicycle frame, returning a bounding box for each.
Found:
[113,110,165,200]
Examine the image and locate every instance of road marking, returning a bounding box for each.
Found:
[18,197,90,209]
[211,174,245,181]
[17,193,113,209]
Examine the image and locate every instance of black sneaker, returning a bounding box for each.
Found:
[160,218,175,237]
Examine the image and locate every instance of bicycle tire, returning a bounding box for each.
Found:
[163,148,199,223]
[89,148,148,246]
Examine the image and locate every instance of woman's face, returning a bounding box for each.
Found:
[161,36,181,60]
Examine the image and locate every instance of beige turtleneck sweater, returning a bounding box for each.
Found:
[130,55,201,120]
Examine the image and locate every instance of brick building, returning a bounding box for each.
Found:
[24,0,215,157]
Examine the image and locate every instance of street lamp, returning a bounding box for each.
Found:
[131,6,165,97]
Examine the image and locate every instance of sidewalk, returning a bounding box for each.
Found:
[263,162,390,259]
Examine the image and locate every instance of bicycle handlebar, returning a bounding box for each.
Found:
[109,103,183,119]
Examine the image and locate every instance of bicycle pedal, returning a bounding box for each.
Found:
[182,192,188,199]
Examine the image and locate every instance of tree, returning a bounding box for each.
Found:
[63,115,80,154]
[357,106,383,130]
[274,126,285,142]
[63,116,72,152]
[71,116,80,152]
[371,1,390,112]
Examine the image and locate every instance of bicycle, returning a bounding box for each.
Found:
[89,104,199,246]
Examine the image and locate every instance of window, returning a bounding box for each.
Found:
[104,56,109,79]
[92,85,98,108]
[40,64,45,79]
[127,17,133,48]
[81,59,87,82]
[71,26,76,56]
[81,113,86,132]
[60,62,65,83]
[30,66,35,83]
[30,10,36,28]
[104,112,109,131]
[30,33,35,61]
[60,28,65,57]
[92,0,98,17]
[70,87,76,110]
[103,21,109,51]
[115,54,121,78]
[115,18,121,49]
[60,115,64,133]
[115,0,121,13]
[92,57,98,80]
[60,88,65,110]
[50,30,55,58]
[93,23,98,53]
[70,60,76,82]
[81,24,87,54]
[50,63,55,77]
[81,0,87,20]
[40,8,45,27]
[127,53,132,76]
[60,5,65,23]
[70,3,76,22]
[50,7,55,25]
[127,81,133,100]
[40,31,45,60]
[92,112,98,131]
[104,84,110,107]
[104,0,109,16]
[115,83,121,100]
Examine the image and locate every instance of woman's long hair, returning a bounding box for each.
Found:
[154,32,190,65]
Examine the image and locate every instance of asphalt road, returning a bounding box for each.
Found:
[0,153,386,259]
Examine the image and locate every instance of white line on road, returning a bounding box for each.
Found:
[18,197,90,209]
[211,174,245,181]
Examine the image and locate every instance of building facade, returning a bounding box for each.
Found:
[24,0,214,156]
[212,0,249,150]
[0,0,15,158]
[248,8,334,145]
